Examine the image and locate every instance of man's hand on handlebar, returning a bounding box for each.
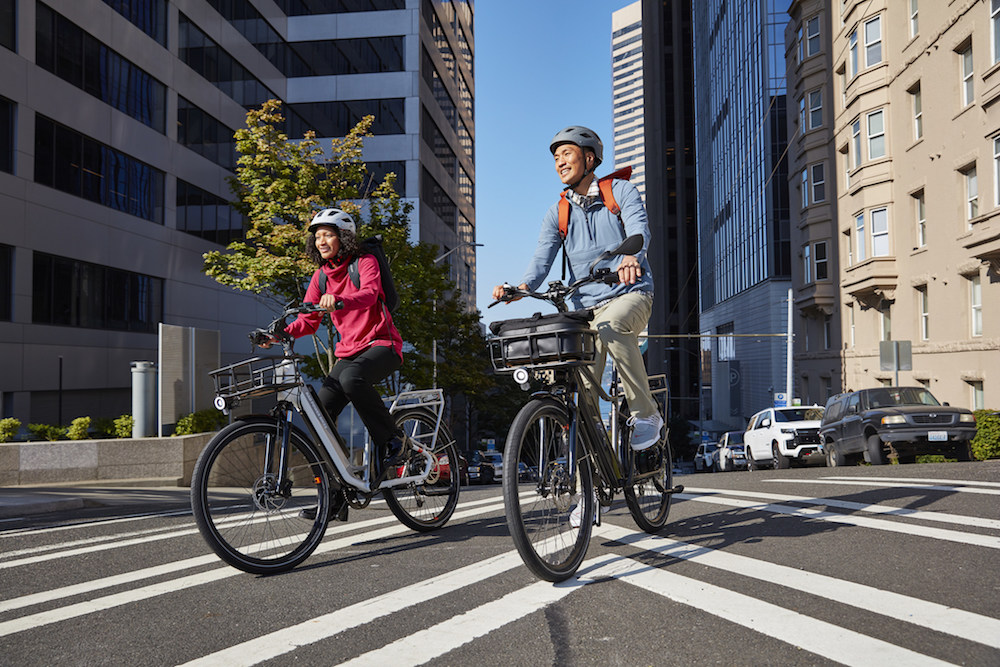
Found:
[616,255,642,286]
[491,282,528,304]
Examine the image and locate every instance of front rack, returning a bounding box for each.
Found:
[210,355,301,404]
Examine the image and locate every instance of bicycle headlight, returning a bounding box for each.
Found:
[513,368,530,385]
[213,396,229,412]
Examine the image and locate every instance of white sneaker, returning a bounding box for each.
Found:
[629,412,664,451]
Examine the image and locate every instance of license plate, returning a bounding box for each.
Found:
[928,431,948,442]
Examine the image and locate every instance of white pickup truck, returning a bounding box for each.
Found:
[744,405,825,469]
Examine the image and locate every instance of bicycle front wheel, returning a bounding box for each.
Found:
[190,418,331,574]
[383,409,460,532]
[504,398,593,582]
[623,440,673,533]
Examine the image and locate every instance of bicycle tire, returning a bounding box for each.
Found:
[623,440,673,533]
[503,398,593,582]
[383,409,460,532]
[191,418,331,574]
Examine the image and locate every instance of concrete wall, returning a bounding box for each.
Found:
[0,433,213,487]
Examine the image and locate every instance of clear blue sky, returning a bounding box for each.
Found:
[474,0,636,327]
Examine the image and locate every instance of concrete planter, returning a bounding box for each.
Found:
[0,433,215,487]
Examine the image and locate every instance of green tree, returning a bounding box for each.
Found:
[204,99,491,400]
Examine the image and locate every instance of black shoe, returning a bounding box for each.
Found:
[636,446,663,475]
[379,437,406,480]
[298,491,348,521]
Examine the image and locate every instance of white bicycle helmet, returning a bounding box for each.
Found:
[549,126,604,167]
[308,208,356,235]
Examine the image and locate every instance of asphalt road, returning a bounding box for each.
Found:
[2,461,999,666]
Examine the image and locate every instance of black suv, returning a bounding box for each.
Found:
[820,386,976,466]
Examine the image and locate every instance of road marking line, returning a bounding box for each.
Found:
[595,523,1000,650]
[683,486,1000,530]
[677,493,1000,549]
[768,479,1000,496]
[822,476,1000,489]
[177,549,539,667]
[0,499,507,631]
[590,552,954,667]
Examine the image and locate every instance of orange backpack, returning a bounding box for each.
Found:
[555,166,632,278]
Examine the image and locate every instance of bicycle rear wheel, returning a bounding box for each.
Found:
[623,435,673,533]
[383,409,460,532]
[504,398,593,582]
[191,418,331,574]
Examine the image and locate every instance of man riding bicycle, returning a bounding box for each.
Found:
[491,125,662,451]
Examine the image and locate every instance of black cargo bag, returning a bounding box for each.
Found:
[489,310,597,369]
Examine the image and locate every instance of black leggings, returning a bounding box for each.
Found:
[318,345,402,447]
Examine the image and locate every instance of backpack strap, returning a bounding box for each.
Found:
[555,166,633,280]
[315,268,327,297]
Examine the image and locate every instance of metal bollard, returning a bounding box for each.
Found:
[131,361,157,438]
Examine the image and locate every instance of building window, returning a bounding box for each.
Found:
[849,29,858,77]
[855,213,866,262]
[801,168,809,209]
[871,207,889,256]
[799,96,806,129]
[815,241,828,280]
[864,16,882,67]
[176,180,244,246]
[808,90,822,129]
[806,16,820,57]
[823,314,832,350]
[961,45,975,107]
[880,300,892,342]
[867,110,885,159]
[995,137,1000,207]
[848,303,855,347]
[811,163,826,202]
[176,98,236,171]
[852,119,862,168]
[0,95,12,174]
[421,168,456,228]
[34,115,164,223]
[970,274,982,337]
[32,251,162,333]
[101,0,166,46]
[0,243,11,322]
[970,380,985,410]
[917,286,929,340]
[287,99,405,138]
[276,0,405,15]
[914,190,926,247]
[1,0,14,52]
[910,0,919,39]
[803,244,812,283]
[912,85,922,140]
[36,3,166,133]
[993,0,1000,65]
[965,165,979,222]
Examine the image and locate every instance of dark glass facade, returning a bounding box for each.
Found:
[0,95,12,174]
[276,0,404,15]
[422,167,456,229]
[1,0,14,52]
[176,180,244,245]
[34,115,164,223]
[364,160,406,194]
[0,243,11,322]
[101,0,167,46]
[176,97,236,171]
[37,3,166,133]
[32,251,163,333]
[286,99,405,138]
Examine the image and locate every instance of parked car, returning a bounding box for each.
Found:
[467,451,503,483]
[715,431,747,471]
[419,452,468,485]
[820,387,976,465]
[466,451,497,484]
[694,442,718,472]
[744,405,825,469]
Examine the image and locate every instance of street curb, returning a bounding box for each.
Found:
[0,498,85,520]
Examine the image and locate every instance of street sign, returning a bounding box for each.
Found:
[774,392,788,407]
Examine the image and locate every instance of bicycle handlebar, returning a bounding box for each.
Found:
[248,302,327,350]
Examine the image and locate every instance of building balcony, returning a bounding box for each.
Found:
[842,257,898,307]
[962,213,1000,273]
[795,280,836,316]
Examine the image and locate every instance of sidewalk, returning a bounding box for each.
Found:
[0,481,193,520]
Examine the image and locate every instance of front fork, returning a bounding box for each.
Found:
[262,403,296,498]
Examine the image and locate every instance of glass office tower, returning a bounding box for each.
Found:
[0,0,474,425]
[692,0,791,431]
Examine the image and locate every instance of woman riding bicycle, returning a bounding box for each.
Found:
[263,208,405,518]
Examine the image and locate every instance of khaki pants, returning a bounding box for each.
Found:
[582,291,657,420]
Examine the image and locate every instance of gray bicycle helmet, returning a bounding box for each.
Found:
[549,126,604,166]
[308,208,356,235]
